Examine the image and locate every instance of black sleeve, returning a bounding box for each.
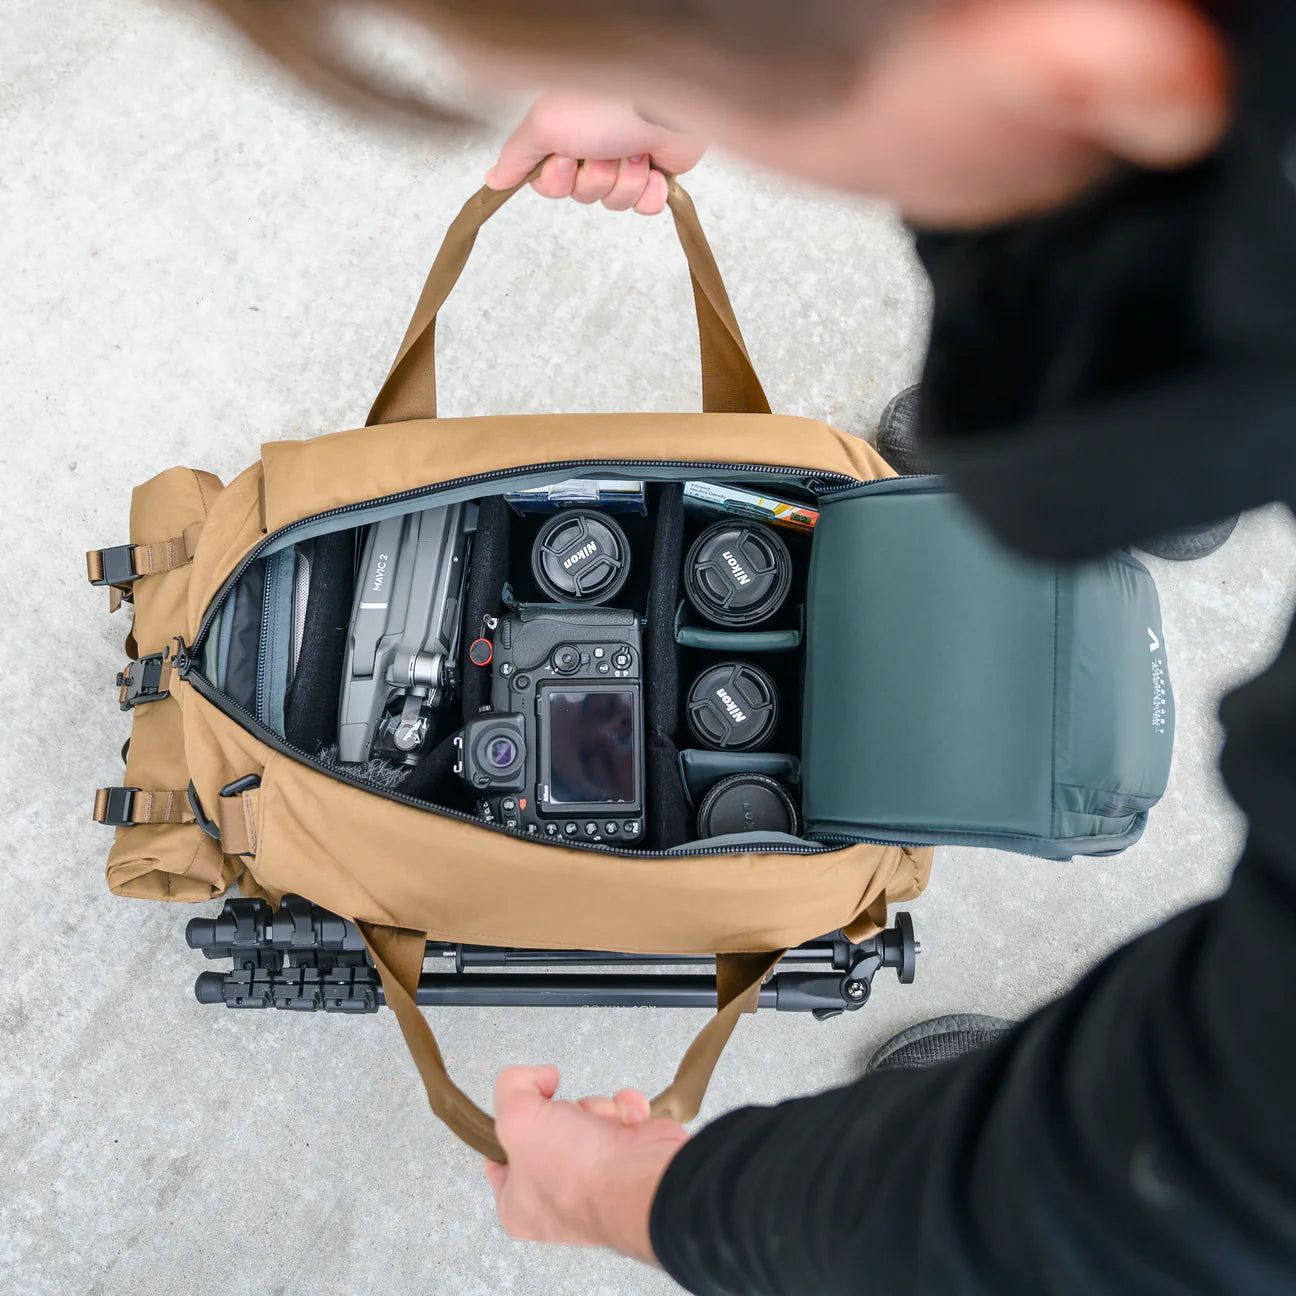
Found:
[649,610,1296,1295]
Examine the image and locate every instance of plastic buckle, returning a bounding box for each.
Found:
[98,787,139,827]
[117,653,170,710]
[90,544,138,588]
[221,774,263,799]
[188,782,221,842]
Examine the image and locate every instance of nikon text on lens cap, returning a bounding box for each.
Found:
[684,521,792,627]
[695,774,800,838]
[532,510,631,605]
[687,661,780,752]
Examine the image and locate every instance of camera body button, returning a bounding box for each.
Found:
[551,645,581,675]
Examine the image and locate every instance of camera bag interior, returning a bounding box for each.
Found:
[90,169,1173,1162]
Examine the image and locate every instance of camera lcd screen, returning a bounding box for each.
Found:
[544,690,636,806]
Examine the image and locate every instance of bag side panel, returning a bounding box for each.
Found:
[186,695,931,953]
[108,468,239,901]
[1052,555,1175,837]
[186,464,266,640]
[259,413,891,536]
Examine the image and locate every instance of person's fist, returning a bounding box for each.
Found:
[485,92,707,215]
[484,1065,690,1260]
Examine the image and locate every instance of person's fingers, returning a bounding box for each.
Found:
[577,1096,621,1120]
[634,170,670,216]
[572,158,620,205]
[486,117,551,189]
[530,154,578,200]
[495,1064,562,1117]
[612,1089,653,1125]
[484,1159,508,1196]
[601,156,652,212]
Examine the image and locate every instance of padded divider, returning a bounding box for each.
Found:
[285,528,359,757]
[674,601,804,652]
[224,558,265,716]
[645,484,691,849]
[679,749,801,809]
[257,548,296,735]
[461,496,512,723]
[648,733,693,849]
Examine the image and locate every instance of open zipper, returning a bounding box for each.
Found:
[181,458,908,860]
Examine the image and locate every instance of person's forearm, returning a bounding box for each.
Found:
[650,882,1292,1294]
[651,618,1296,1295]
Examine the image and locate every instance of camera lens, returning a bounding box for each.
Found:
[687,661,780,752]
[532,510,631,605]
[486,736,518,769]
[696,774,800,838]
[684,522,792,628]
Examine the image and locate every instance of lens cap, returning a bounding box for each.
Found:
[696,774,800,838]
[532,510,631,605]
[687,661,779,752]
[684,522,792,627]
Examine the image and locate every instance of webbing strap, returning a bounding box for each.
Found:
[199,792,781,1158]
[360,920,782,1163]
[215,789,261,857]
[93,787,195,827]
[366,167,770,426]
[87,522,204,587]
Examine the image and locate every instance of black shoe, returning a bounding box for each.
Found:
[1136,514,1239,561]
[875,384,933,476]
[866,1014,1016,1074]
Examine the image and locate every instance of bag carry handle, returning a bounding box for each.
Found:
[359,921,782,1163]
[366,164,771,426]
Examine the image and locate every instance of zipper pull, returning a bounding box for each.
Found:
[467,615,499,670]
[170,636,192,679]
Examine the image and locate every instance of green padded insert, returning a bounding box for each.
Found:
[802,482,1173,857]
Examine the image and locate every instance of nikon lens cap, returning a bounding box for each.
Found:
[684,521,792,627]
[687,661,780,752]
[696,774,800,838]
[531,510,631,605]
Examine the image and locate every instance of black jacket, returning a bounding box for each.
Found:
[649,2,1296,1290]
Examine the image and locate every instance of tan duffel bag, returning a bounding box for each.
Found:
[88,172,933,1161]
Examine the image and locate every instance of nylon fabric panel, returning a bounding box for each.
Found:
[804,490,1059,839]
[186,464,266,642]
[259,414,889,536]
[108,467,238,902]
[1053,557,1175,829]
[216,726,929,956]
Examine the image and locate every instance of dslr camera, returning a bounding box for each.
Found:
[455,608,644,844]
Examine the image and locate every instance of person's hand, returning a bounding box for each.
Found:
[484,1065,691,1261]
[485,92,707,214]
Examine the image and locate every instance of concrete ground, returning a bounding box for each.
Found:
[4,4,1295,1294]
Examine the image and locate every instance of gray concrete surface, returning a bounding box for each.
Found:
[3,3,1295,1293]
